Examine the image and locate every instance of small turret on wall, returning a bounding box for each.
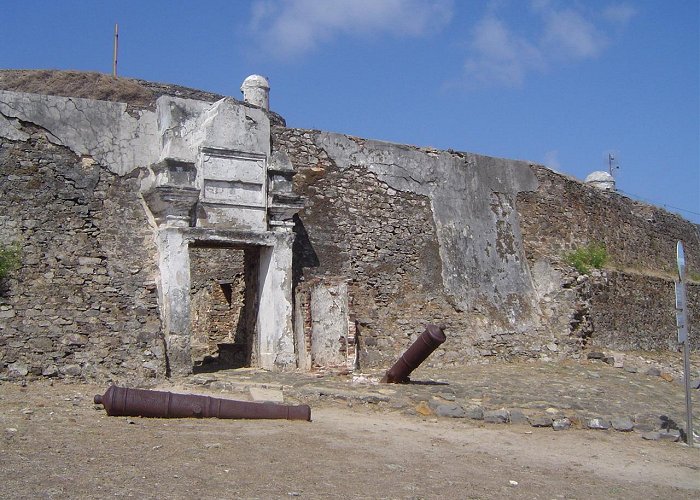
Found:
[585,171,616,191]
[240,75,270,111]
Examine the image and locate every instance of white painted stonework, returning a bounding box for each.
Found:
[240,75,270,111]
[310,281,350,367]
[0,80,303,377]
[256,235,296,370]
[0,90,159,175]
[585,171,616,191]
[144,87,301,374]
[156,228,193,376]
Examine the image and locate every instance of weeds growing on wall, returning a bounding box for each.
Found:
[565,242,608,274]
[0,243,21,280]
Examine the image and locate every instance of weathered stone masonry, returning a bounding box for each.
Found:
[0,75,698,383]
[0,129,164,381]
[274,126,698,367]
[517,165,699,352]
[1,82,303,382]
[274,127,591,367]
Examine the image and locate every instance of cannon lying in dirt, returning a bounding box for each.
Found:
[381,324,446,383]
[94,385,311,421]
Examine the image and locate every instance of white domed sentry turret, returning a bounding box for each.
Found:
[585,171,616,191]
[240,75,270,111]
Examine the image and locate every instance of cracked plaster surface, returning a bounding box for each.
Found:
[315,131,540,329]
[0,112,29,142]
[157,95,271,164]
[0,90,159,175]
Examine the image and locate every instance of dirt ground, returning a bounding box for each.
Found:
[0,380,698,500]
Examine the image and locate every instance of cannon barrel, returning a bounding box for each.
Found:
[381,324,446,383]
[94,386,311,421]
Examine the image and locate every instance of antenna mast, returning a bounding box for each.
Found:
[608,152,618,176]
[112,23,119,78]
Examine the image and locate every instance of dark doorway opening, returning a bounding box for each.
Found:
[189,245,259,373]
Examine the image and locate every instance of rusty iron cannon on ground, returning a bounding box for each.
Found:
[94,385,311,421]
[381,324,446,383]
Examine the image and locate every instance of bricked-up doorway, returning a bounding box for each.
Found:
[189,245,259,372]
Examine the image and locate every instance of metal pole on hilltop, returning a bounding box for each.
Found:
[113,23,119,78]
[675,241,694,446]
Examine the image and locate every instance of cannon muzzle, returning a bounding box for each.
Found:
[381,324,446,383]
[94,386,311,421]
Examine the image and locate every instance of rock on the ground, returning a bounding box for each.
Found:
[658,430,681,442]
[508,409,529,425]
[435,403,466,418]
[60,364,82,377]
[41,365,58,377]
[7,362,28,378]
[634,414,663,433]
[415,401,433,416]
[552,418,571,431]
[528,415,553,427]
[613,355,624,368]
[464,405,484,420]
[484,409,509,424]
[587,418,611,430]
[611,417,634,432]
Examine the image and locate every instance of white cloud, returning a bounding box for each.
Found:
[463,1,630,87]
[464,15,544,86]
[543,150,560,171]
[249,0,454,58]
[602,4,637,25]
[541,8,607,59]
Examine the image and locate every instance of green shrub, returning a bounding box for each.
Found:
[565,242,608,274]
[0,243,21,279]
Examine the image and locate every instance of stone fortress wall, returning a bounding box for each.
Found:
[0,124,165,381]
[0,71,697,383]
[518,165,700,352]
[274,127,699,370]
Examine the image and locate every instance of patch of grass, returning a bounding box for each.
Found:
[0,243,21,279]
[565,242,608,274]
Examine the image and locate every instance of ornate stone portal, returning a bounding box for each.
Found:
[142,77,303,376]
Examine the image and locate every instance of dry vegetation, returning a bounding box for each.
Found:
[0,69,286,124]
[0,69,155,108]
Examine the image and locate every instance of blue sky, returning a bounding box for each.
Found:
[2,0,699,223]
